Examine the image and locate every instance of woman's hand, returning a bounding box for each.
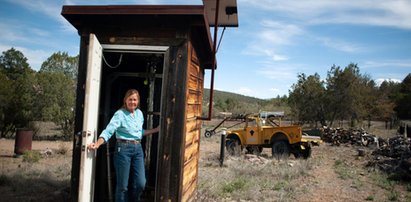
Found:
[154,126,160,133]
[88,137,105,150]
[87,142,99,150]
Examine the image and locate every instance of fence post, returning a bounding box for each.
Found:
[220,130,226,167]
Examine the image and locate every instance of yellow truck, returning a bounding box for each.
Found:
[225,115,321,159]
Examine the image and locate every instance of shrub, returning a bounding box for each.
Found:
[56,142,69,155]
[334,159,352,179]
[22,150,42,163]
[221,177,248,194]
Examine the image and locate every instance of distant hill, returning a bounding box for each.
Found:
[203,88,266,104]
[202,88,290,117]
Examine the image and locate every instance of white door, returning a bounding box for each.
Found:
[78,33,103,202]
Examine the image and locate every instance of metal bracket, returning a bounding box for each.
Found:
[81,131,92,152]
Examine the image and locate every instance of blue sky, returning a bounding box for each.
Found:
[1,0,410,99]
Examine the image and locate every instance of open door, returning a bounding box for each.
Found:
[78,33,102,202]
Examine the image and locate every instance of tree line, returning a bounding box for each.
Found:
[288,63,411,127]
[0,48,78,138]
[204,64,410,128]
[1,47,409,138]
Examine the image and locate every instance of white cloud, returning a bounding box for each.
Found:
[6,0,77,34]
[375,78,401,86]
[362,60,411,69]
[0,45,51,71]
[259,21,303,45]
[256,62,305,81]
[241,0,411,29]
[230,87,277,99]
[257,68,295,80]
[236,87,252,95]
[269,88,280,93]
[272,54,288,61]
[7,0,62,22]
[21,48,51,71]
[316,37,364,53]
[0,21,52,43]
[242,21,303,61]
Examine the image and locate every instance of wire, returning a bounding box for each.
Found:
[216,27,226,53]
[102,53,123,68]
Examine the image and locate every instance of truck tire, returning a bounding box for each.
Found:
[294,146,312,159]
[246,146,263,155]
[272,141,290,159]
[204,130,214,138]
[302,146,312,159]
[226,138,241,156]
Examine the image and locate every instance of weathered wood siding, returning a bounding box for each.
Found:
[181,41,204,201]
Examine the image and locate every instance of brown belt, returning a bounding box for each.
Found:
[117,139,140,144]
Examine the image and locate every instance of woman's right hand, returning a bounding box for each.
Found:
[87,137,104,150]
[87,142,99,150]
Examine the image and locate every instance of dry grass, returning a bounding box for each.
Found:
[197,121,411,202]
[56,142,70,155]
[0,140,72,202]
[196,153,318,202]
[1,120,409,201]
[0,165,71,201]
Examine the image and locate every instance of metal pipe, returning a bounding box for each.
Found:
[198,0,220,121]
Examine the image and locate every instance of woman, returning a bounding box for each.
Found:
[88,89,159,202]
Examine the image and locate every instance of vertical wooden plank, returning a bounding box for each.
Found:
[181,40,204,201]
[156,41,189,202]
[71,33,89,202]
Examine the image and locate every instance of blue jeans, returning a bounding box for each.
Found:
[113,142,146,202]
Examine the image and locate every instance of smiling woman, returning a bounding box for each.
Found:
[88,89,159,202]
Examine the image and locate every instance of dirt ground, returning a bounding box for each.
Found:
[198,134,410,201]
[0,139,72,201]
[0,121,410,201]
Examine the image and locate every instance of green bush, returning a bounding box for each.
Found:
[334,159,352,179]
[22,150,42,163]
[221,177,248,194]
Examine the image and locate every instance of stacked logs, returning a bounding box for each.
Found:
[321,127,379,147]
[321,126,411,179]
[368,135,411,180]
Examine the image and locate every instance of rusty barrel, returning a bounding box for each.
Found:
[14,128,33,155]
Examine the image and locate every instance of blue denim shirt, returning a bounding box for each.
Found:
[100,108,144,142]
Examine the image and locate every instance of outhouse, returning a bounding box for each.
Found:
[62,1,238,202]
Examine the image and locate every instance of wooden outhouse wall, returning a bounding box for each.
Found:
[182,41,204,201]
[62,5,214,202]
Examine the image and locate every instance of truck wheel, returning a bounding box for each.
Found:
[246,146,263,155]
[302,146,312,159]
[294,146,312,159]
[226,138,241,156]
[271,141,290,159]
[204,130,213,138]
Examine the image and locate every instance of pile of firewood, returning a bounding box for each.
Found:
[368,135,411,180]
[321,126,411,179]
[321,127,379,147]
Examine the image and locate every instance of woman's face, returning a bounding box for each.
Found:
[125,93,139,112]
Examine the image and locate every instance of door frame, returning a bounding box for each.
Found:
[77,35,169,201]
